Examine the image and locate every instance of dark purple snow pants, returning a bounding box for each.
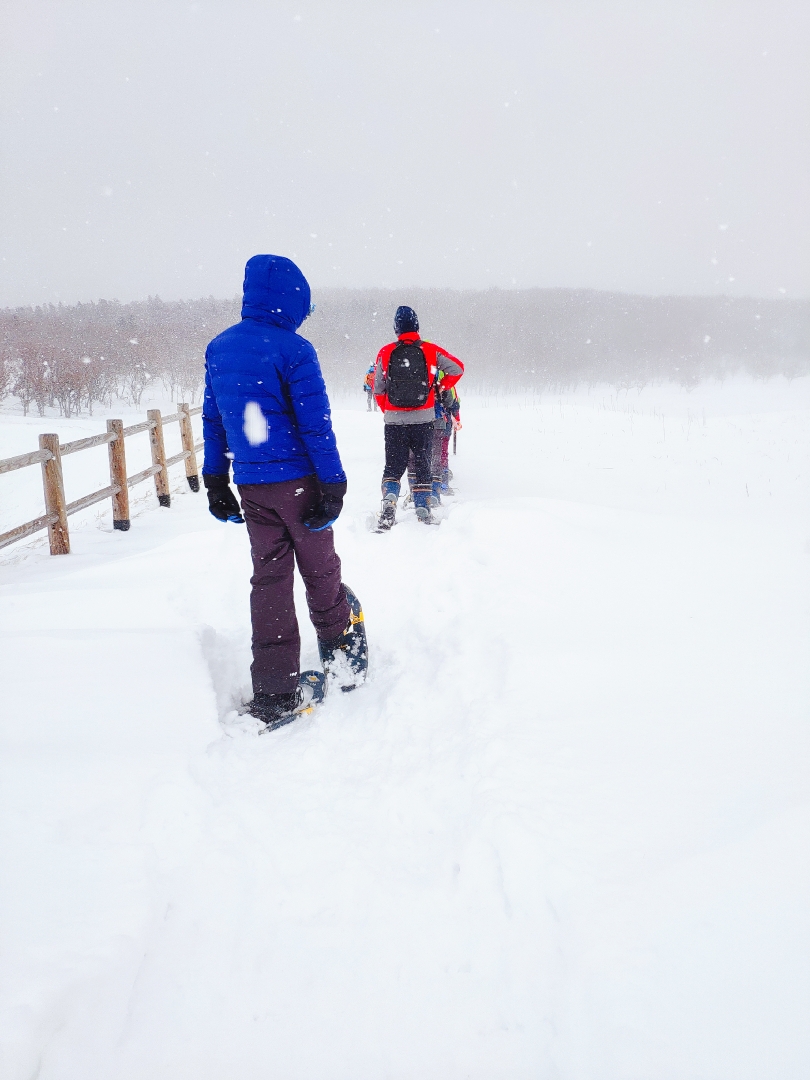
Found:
[238,476,350,695]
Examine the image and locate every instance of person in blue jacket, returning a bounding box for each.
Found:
[202,255,366,726]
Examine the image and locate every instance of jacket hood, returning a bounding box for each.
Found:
[241,255,311,330]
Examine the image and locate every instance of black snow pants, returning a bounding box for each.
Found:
[238,476,350,695]
[382,422,434,493]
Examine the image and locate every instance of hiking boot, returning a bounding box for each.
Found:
[318,584,368,691]
[248,687,304,729]
[412,487,436,524]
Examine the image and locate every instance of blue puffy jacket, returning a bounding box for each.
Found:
[202,255,346,486]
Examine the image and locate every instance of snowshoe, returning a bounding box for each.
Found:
[415,506,437,525]
[318,584,368,691]
[252,670,327,733]
[375,498,397,532]
[248,687,302,727]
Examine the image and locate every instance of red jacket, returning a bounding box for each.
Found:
[373,333,464,418]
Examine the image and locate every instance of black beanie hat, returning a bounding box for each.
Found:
[394,305,419,334]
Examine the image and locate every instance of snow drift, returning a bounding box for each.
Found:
[1,377,808,1079]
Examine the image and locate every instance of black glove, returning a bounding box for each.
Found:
[303,481,347,531]
[203,474,245,523]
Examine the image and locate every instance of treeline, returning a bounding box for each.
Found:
[1,289,808,416]
[0,295,234,416]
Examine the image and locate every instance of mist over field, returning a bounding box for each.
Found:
[2,289,809,419]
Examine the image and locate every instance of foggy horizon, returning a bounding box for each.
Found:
[5,282,810,314]
[2,0,808,308]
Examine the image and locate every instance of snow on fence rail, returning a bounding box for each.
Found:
[0,404,203,554]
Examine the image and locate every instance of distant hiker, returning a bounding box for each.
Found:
[437,384,461,495]
[363,364,376,410]
[202,254,367,727]
[404,385,460,507]
[373,305,463,528]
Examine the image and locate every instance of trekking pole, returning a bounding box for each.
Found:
[453,429,457,455]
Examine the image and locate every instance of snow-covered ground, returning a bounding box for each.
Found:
[1,376,809,1079]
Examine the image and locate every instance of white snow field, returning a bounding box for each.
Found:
[1,377,809,1080]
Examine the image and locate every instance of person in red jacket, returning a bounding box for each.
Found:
[373,305,463,528]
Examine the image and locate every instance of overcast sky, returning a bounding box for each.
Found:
[1,0,808,307]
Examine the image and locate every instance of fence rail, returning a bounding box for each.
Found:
[0,404,203,554]
[0,448,54,475]
[61,431,118,456]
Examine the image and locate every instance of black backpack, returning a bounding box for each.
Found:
[386,339,432,408]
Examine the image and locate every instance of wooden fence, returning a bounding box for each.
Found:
[0,404,203,555]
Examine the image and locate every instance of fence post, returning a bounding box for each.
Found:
[39,433,70,555]
[106,419,130,530]
[178,403,200,492]
[147,409,171,507]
